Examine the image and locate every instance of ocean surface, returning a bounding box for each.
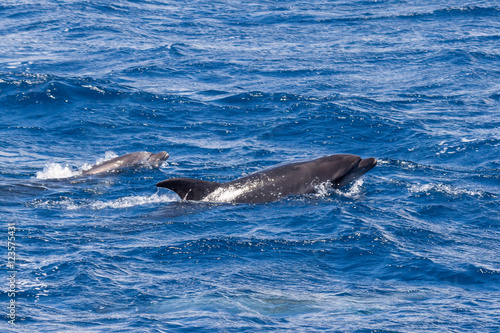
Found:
[1,0,499,331]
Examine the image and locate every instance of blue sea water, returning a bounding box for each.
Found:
[1,0,500,331]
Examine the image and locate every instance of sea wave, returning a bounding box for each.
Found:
[35,163,80,180]
[31,193,176,210]
[35,151,120,179]
[409,182,486,197]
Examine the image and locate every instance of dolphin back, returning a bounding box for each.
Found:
[82,151,167,176]
[155,154,377,203]
[156,178,221,200]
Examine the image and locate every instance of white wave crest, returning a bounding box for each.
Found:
[409,183,484,197]
[90,193,175,209]
[82,84,106,94]
[33,194,175,210]
[35,163,80,179]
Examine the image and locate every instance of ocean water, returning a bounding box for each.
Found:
[1,0,499,331]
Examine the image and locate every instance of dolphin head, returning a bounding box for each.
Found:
[147,151,169,167]
[309,154,376,189]
[327,154,377,189]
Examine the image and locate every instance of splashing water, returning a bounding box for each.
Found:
[313,179,365,199]
[35,163,80,179]
[409,183,485,197]
[31,193,176,210]
[35,151,120,179]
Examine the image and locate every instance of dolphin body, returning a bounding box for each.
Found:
[156,154,376,203]
[82,151,169,175]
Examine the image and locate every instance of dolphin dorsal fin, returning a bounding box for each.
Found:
[156,178,220,200]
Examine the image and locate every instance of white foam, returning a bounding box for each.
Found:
[77,151,119,172]
[79,162,93,172]
[33,194,175,210]
[313,180,334,197]
[313,179,365,198]
[90,193,175,209]
[31,197,80,210]
[82,84,106,94]
[461,138,477,143]
[37,151,120,177]
[35,163,80,179]
[95,151,119,165]
[332,179,364,198]
[409,183,484,197]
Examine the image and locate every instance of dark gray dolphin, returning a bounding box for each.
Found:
[156,154,376,203]
[82,151,169,175]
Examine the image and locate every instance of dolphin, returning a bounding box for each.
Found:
[82,151,169,175]
[156,154,376,203]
